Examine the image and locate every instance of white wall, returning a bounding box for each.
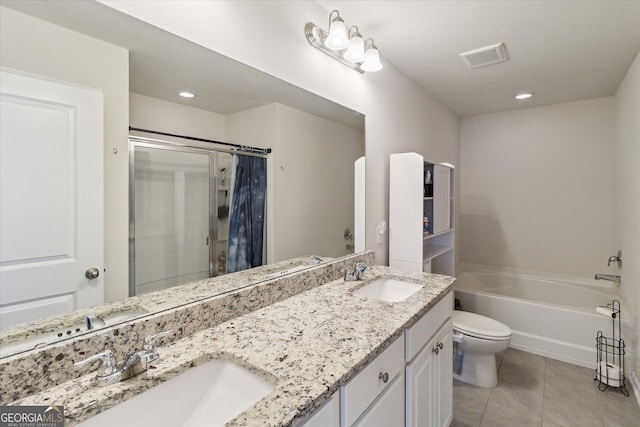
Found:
[0,7,130,303]
[459,98,615,278]
[100,0,460,266]
[225,104,279,151]
[273,103,363,260]
[614,51,640,383]
[130,93,227,141]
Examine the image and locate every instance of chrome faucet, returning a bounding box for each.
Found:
[344,262,367,281]
[74,330,173,386]
[594,274,621,284]
[595,250,622,284]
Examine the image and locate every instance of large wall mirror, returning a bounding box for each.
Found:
[0,1,365,358]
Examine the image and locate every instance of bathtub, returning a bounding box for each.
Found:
[454,267,633,369]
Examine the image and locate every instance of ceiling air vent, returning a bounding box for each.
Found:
[459,42,508,69]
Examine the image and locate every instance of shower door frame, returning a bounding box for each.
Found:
[128,137,217,297]
[129,135,269,297]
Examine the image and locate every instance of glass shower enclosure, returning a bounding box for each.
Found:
[129,137,234,296]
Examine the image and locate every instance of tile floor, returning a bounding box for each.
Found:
[452,348,640,427]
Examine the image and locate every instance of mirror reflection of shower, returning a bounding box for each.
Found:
[129,136,267,296]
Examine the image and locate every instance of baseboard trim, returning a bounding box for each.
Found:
[509,331,595,369]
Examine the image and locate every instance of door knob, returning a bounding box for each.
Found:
[85,267,100,279]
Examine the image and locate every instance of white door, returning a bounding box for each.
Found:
[0,68,104,328]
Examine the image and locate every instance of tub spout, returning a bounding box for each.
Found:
[594,274,621,284]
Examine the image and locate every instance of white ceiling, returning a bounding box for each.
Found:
[5,1,640,119]
[319,0,640,116]
[1,0,365,130]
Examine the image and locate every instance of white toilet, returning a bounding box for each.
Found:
[452,311,512,388]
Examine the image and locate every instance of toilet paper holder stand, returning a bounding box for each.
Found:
[594,299,629,397]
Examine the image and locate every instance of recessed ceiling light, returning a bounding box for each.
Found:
[179,91,195,98]
[514,92,534,101]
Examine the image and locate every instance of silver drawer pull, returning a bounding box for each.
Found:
[379,372,389,383]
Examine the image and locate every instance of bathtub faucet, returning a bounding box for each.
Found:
[607,250,622,269]
[594,274,621,284]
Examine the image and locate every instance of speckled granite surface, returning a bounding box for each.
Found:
[0,253,374,404]
[0,256,334,354]
[11,265,455,426]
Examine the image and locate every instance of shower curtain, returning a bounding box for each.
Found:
[227,154,267,273]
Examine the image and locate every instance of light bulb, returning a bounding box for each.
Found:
[361,46,383,72]
[344,33,366,63]
[324,13,349,50]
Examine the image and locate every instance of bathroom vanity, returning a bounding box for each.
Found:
[4,256,454,426]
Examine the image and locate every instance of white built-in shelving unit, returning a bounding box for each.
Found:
[389,152,455,276]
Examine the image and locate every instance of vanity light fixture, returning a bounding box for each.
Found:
[514,92,534,100]
[179,91,195,98]
[305,10,382,74]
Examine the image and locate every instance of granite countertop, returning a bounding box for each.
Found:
[0,255,332,355]
[15,265,455,426]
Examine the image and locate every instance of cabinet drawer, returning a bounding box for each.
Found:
[353,372,405,427]
[341,337,404,426]
[405,291,452,362]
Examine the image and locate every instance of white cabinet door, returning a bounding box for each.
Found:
[0,68,104,327]
[434,320,453,427]
[353,372,405,427]
[302,390,340,427]
[406,319,453,427]
[389,152,424,270]
[406,338,435,427]
[405,291,453,427]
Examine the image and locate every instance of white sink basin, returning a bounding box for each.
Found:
[77,359,274,427]
[354,278,424,302]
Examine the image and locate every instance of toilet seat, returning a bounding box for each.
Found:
[453,311,511,341]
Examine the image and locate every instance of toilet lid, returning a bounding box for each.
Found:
[452,311,511,340]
